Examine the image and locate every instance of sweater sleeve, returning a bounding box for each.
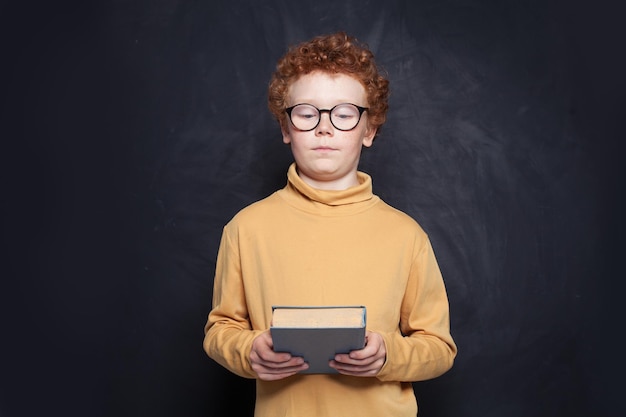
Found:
[376,237,457,382]
[203,225,262,379]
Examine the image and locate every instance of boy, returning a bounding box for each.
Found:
[204,31,457,417]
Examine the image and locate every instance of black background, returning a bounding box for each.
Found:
[1,0,624,416]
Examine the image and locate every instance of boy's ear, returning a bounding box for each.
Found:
[281,124,292,144]
[362,125,377,148]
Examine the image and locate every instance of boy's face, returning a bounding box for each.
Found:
[282,71,377,190]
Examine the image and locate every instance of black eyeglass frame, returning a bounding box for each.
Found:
[285,103,369,131]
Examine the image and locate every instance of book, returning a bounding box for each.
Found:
[270,305,367,374]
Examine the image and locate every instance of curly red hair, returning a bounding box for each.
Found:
[268,32,389,138]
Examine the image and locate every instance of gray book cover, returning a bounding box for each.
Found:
[270,306,366,374]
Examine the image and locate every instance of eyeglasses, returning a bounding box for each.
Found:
[285,103,368,131]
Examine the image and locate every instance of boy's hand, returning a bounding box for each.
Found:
[330,331,386,377]
[250,331,309,380]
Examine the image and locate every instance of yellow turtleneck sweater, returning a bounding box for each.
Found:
[204,163,457,417]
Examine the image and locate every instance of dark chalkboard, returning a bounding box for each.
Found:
[1,0,624,416]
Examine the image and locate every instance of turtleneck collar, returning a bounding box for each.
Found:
[277,163,379,214]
